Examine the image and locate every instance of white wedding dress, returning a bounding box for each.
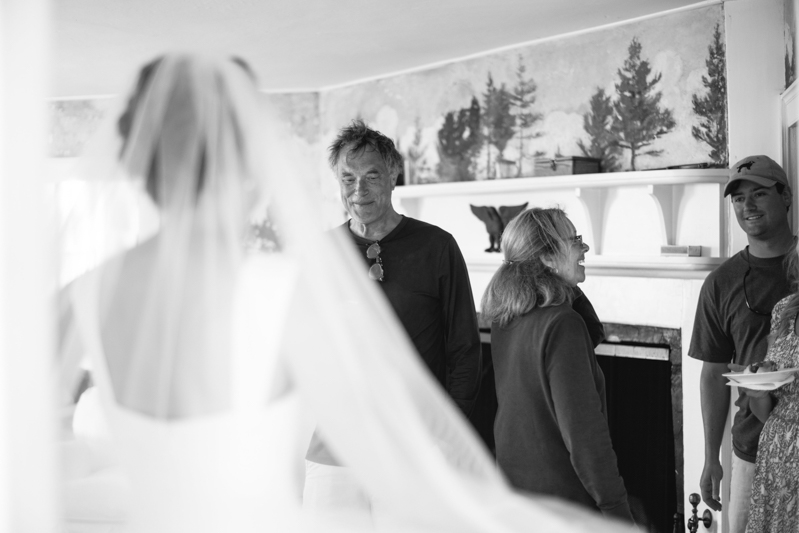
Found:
[67,255,309,533]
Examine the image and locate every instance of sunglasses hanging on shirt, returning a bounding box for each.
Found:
[367,242,384,282]
[743,247,771,316]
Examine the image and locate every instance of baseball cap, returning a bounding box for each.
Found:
[724,155,791,197]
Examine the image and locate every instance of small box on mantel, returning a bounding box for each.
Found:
[661,245,702,257]
[533,156,601,177]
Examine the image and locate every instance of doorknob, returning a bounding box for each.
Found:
[687,493,713,532]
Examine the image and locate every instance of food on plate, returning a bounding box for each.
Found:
[744,361,779,374]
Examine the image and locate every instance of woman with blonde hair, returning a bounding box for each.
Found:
[482,207,633,523]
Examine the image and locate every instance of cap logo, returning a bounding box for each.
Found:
[737,161,755,172]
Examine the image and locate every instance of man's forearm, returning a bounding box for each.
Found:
[700,363,730,461]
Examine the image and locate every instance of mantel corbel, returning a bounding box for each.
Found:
[648,184,684,247]
[575,187,608,255]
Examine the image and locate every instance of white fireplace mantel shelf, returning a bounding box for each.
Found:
[394,168,729,198]
[467,254,725,279]
[394,168,730,279]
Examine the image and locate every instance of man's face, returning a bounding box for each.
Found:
[335,146,397,228]
[730,181,791,238]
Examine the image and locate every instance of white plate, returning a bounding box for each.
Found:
[723,367,799,384]
[726,374,795,391]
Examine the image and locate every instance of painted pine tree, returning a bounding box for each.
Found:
[482,74,516,178]
[691,23,728,166]
[578,87,622,172]
[405,118,430,184]
[611,37,675,170]
[437,97,482,181]
[510,55,543,176]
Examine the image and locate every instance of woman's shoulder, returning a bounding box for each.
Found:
[514,302,580,327]
[773,294,796,316]
[547,302,589,329]
[539,301,579,316]
[530,304,592,344]
[511,304,592,355]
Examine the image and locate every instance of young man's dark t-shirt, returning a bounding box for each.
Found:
[689,249,792,462]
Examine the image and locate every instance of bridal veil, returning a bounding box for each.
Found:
[58,53,630,532]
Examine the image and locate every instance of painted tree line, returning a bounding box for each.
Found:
[405,26,727,183]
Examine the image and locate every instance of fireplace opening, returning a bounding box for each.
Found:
[596,340,678,531]
[471,323,683,533]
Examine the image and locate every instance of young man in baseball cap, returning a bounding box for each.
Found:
[690,155,795,532]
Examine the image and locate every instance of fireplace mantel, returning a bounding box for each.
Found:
[394,168,728,198]
[393,168,729,279]
[466,253,724,279]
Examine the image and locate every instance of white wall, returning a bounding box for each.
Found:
[726,0,786,256]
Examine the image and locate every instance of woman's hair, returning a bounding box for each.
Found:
[773,239,799,339]
[480,207,576,327]
[117,57,163,155]
[116,54,258,206]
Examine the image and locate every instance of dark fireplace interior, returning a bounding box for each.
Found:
[471,322,683,533]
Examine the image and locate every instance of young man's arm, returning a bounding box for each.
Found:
[699,361,731,511]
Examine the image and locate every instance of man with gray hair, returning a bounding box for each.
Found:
[303,120,482,522]
[690,154,795,532]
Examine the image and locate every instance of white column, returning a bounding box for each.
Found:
[0,1,59,532]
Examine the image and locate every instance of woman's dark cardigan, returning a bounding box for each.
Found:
[491,297,633,522]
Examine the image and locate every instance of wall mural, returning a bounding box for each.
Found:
[49,93,320,159]
[49,99,112,158]
[786,0,797,89]
[48,92,326,276]
[49,4,728,235]
[319,4,727,184]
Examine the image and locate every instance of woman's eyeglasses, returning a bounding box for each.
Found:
[367,242,384,282]
[743,247,771,316]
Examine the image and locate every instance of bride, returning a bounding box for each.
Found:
[58,52,632,532]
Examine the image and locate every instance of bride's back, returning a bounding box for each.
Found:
[62,55,310,529]
[75,248,302,532]
[99,236,235,418]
